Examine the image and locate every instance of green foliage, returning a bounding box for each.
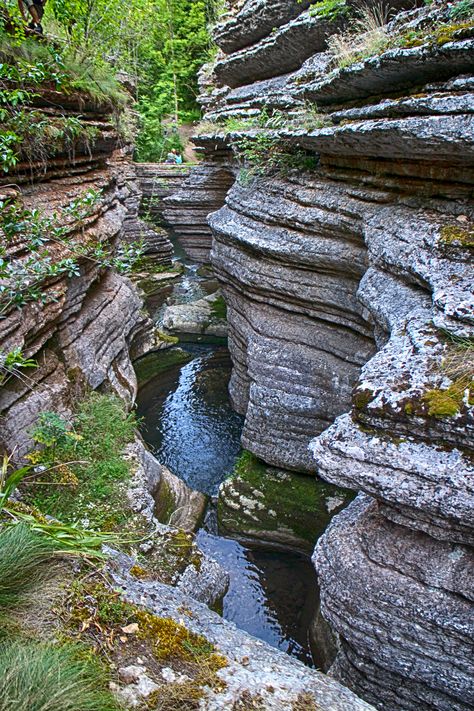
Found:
[449,0,474,19]
[31,412,76,449]
[310,0,350,21]
[210,294,227,320]
[0,347,37,385]
[0,640,122,711]
[0,191,143,316]
[28,393,138,530]
[232,133,318,182]
[0,524,53,612]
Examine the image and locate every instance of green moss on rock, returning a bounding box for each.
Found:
[134,348,192,387]
[439,224,474,249]
[353,387,376,411]
[422,378,473,418]
[218,451,354,552]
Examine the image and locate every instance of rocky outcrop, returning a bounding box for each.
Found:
[198,1,474,708]
[209,175,375,472]
[123,437,223,606]
[0,92,159,458]
[121,162,174,266]
[134,162,190,222]
[161,291,228,338]
[218,452,353,552]
[108,551,376,711]
[163,159,235,262]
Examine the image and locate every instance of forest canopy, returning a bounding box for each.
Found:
[2,0,221,160]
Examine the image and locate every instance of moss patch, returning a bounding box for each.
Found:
[439,224,474,249]
[422,378,473,418]
[57,572,227,710]
[210,294,227,321]
[134,348,193,387]
[353,387,376,411]
[218,451,353,551]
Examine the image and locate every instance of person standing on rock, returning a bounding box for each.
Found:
[18,0,46,34]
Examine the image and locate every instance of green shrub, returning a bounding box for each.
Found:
[0,640,122,711]
[28,393,137,530]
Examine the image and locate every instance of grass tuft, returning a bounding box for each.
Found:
[0,524,54,612]
[0,640,122,711]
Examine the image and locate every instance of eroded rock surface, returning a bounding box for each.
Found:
[163,160,235,262]
[108,552,376,711]
[198,1,474,708]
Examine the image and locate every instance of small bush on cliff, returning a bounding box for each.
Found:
[0,191,144,317]
[232,134,318,183]
[310,0,351,21]
[27,393,138,530]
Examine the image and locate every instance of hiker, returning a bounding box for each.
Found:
[165,148,183,164]
[18,0,45,33]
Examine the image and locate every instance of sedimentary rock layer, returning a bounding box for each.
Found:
[163,160,235,262]
[202,1,474,708]
[135,162,190,223]
[209,175,375,472]
[0,96,158,457]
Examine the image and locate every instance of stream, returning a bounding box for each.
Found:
[135,232,319,667]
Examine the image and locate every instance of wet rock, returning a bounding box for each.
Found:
[155,465,207,532]
[218,451,353,552]
[161,291,228,338]
[122,437,227,607]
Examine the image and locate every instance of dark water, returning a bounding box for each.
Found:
[136,344,319,665]
[136,346,243,495]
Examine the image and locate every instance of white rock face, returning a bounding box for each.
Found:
[182,1,474,708]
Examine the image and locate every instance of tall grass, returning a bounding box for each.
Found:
[328,2,391,68]
[0,641,122,711]
[0,524,54,612]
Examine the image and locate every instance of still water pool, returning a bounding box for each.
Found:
[136,344,317,666]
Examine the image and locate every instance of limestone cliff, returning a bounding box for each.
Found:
[0,86,166,457]
[182,0,474,708]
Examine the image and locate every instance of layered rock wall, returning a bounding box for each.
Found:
[198,1,474,708]
[163,158,235,262]
[0,92,161,457]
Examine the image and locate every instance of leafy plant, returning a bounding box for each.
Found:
[0,347,37,385]
[0,190,144,316]
[310,0,350,21]
[232,133,318,182]
[31,411,77,449]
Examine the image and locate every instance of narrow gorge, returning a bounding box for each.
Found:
[0,0,472,709]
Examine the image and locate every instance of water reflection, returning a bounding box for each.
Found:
[136,344,319,666]
[136,346,244,495]
[197,528,317,666]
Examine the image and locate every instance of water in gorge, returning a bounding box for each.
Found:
[136,230,322,666]
[136,340,319,667]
